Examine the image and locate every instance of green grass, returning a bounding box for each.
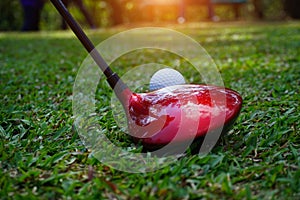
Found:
[1,21,300,199]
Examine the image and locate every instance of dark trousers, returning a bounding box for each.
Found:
[21,5,42,31]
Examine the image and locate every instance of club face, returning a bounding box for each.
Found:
[126,84,242,149]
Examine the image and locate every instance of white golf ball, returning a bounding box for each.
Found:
[149,68,186,91]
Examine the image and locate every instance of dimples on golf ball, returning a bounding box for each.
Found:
[149,68,186,91]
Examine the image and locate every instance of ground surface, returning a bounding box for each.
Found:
[1,21,299,199]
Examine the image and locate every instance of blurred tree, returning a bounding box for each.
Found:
[283,0,300,19]
[252,0,264,19]
[40,1,62,30]
[106,0,124,25]
[259,0,286,20]
[61,0,96,29]
[0,0,22,31]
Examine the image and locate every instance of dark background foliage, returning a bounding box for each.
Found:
[0,0,298,31]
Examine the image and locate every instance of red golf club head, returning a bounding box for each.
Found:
[51,0,243,152]
[118,84,242,150]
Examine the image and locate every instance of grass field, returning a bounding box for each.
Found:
[1,21,299,199]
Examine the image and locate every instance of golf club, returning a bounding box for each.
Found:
[50,0,243,150]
